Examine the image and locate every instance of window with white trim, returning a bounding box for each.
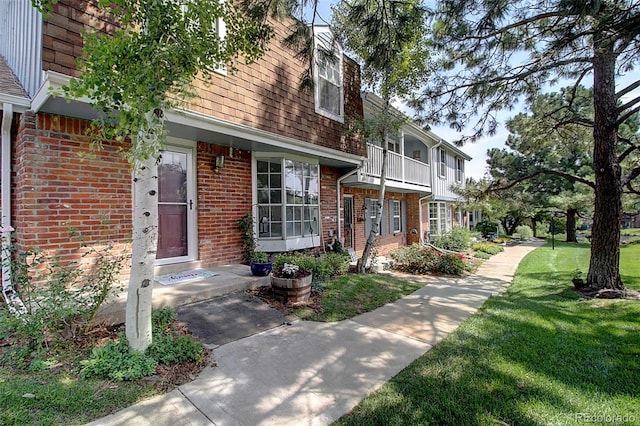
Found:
[257,158,319,240]
[456,157,464,182]
[314,28,343,122]
[391,200,401,233]
[429,201,450,235]
[438,148,446,177]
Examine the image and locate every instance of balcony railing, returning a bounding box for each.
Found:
[364,144,431,187]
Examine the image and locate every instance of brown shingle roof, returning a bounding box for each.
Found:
[0,55,29,99]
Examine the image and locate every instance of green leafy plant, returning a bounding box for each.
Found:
[472,242,504,255]
[515,225,534,239]
[251,251,269,263]
[435,253,467,275]
[237,213,257,264]
[146,334,203,365]
[80,335,157,382]
[433,227,472,252]
[389,244,439,274]
[474,251,491,260]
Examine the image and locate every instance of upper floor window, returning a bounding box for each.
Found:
[456,157,464,182]
[314,28,344,122]
[438,148,446,177]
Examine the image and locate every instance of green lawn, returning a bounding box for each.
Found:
[336,242,640,425]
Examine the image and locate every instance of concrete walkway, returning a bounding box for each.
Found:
[87,240,545,426]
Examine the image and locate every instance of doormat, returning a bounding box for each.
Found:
[156,269,218,286]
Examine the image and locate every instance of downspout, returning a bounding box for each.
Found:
[336,165,362,243]
[422,140,443,244]
[1,103,25,314]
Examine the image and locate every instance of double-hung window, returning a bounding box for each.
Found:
[438,148,446,177]
[456,157,464,182]
[429,201,450,235]
[391,200,401,233]
[314,28,344,122]
[257,157,320,250]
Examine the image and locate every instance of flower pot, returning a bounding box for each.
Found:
[250,261,273,276]
[271,274,312,303]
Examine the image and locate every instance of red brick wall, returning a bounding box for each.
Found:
[11,112,132,278]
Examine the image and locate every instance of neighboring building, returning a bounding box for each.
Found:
[0,1,471,284]
[622,213,640,229]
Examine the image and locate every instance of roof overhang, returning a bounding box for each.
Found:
[31,71,365,169]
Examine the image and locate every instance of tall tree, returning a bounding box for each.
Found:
[415,0,640,294]
[332,0,428,272]
[34,0,277,351]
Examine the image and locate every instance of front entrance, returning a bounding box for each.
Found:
[157,145,196,264]
[343,196,354,249]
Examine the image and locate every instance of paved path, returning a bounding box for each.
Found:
[87,240,545,426]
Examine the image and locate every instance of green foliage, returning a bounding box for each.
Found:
[146,334,203,365]
[272,252,349,283]
[474,251,491,260]
[475,220,500,238]
[252,251,269,263]
[432,226,472,251]
[237,213,257,264]
[273,253,316,273]
[515,224,533,239]
[80,335,157,382]
[435,253,467,275]
[81,307,203,381]
[389,244,438,274]
[0,236,124,368]
[472,243,504,255]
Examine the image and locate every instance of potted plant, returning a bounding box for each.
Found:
[271,254,314,303]
[250,251,273,276]
[572,269,585,289]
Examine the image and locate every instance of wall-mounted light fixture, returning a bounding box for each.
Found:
[213,155,225,173]
[357,203,368,222]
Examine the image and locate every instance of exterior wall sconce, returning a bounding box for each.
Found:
[213,155,225,173]
[357,203,368,222]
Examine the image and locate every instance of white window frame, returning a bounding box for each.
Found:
[254,154,321,252]
[391,200,401,233]
[213,16,227,75]
[456,157,464,182]
[439,148,446,177]
[313,28,344,122]
[429,201,451,236]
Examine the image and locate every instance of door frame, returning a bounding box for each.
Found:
[155,138,198,266]
[343,195,354,249]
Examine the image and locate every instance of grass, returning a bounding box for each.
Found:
[292,273,424,321]
[621,228,640,237]
[335,242,640,425]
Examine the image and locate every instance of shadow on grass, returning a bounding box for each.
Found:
[336,246,640,426]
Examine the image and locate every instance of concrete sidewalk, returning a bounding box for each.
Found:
[87,240,545,426]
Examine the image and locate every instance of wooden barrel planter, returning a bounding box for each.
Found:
[271,274,312,303]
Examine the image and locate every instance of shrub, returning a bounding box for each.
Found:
[0,234,124,368]
[476,220,500,238]
[273,253,316,273]
[515,225,533,239]
[435,253,467,275]
[389,244,439,274]
[432,227,472,252]
[472,243,504,255]
[80,335,157,382]
[315,253,349,282]
[474,252,491,260]
[146,334,203,365]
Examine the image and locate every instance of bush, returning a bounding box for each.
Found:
[515,225,533,239]
[147,334,203,365]
[474,252,491,260]
[273,253,316,273]
[389,244,439,274]
[472,243,504,255]
[432,227,472,252]
[435,253,467,275]
[0,235,124,368]
[80,335,157,382]
[476,220,500,238]
[315,253,349,282]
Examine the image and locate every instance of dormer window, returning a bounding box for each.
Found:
[314,28,344,122]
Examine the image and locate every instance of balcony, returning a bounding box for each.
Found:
[361,144,431,189]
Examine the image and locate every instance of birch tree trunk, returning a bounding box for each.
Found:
[126,112,162,352]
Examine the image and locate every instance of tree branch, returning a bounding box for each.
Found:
[617,104,640,127]
[616,80,640,101]
[622,165,640,187]
[618,142,639,163]
[617,94,640,114]
[488,169,595,193]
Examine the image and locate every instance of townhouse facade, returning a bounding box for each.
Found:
[0,1,470,286]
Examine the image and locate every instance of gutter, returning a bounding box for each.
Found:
[1,103,25,314]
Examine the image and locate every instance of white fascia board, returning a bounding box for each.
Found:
[0,94,31,112]
[166,108,364,166]
[31,71,91,112]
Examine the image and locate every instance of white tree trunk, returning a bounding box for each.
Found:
[125,113,161,352]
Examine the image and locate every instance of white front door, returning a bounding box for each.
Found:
[156,145,196,265]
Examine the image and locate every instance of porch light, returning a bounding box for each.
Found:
[213,155,225,173]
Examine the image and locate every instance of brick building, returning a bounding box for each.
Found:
[0,1,470,288]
